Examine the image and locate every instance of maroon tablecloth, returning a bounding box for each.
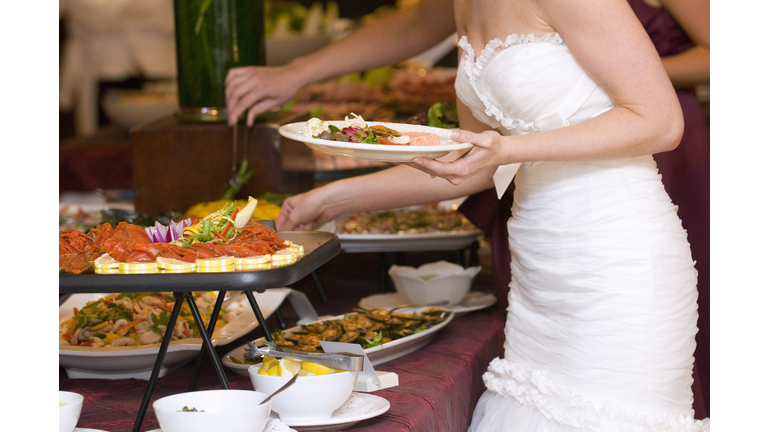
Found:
[60,250,506,432]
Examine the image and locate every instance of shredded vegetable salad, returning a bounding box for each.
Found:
[303,113,433,145]
[60,292,242,347]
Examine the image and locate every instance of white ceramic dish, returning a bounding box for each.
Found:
[389,261,481,306]
[337,230,482,253]
[249,364,358,422]
[153,389,271,432]
[59,289,291,380]
[222,306,454,375]
[60,391,84,432]
[358,291,496,316]
[147,393,389,432]
[283,393,391,431]
[278,121,472,163]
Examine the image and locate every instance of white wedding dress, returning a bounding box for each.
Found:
[455,34,709,431]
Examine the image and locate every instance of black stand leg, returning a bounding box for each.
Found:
[244,290,273,342]
[132,292,185,432]
[184,292,230,389]
[274,306,287,330]
[311,271,328,302]
[188,291,227,391]
[379,252,388,293]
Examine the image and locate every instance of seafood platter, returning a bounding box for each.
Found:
[223,306,454,375]
[59,198,340,294]
[58,289,291,379]
[278,114,472,163]
[323,202,483,253]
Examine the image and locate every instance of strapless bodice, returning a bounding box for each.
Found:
[455,34,615,135]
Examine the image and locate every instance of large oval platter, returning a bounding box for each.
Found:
[278,121,472,163]
[221,306,454,375]
[59,289,290,380]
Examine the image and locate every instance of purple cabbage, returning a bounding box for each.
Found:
[341,126,365,142]
[145,218,194,243]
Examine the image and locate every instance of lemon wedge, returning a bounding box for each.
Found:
[256,367,268,376]
[267,364,280,376]
[262,356,277,370]
[271,249,298,262]
[94,253,119,271]
[157,257,196,272]
[234,255,271,265]
[119,261,158,274]
[301,361,334,376]
[197,264,234,273]
[277,358,302,377]
[196,256,235,267]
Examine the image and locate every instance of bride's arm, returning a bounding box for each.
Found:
[415,0,684,184]
[277,101,496,231]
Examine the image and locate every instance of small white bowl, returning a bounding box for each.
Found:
[153,389,271,432]
[59,391,84,432]
[248,363,357,422]
[388,260,481,306]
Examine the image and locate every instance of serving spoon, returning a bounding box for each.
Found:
[258,373,299,406]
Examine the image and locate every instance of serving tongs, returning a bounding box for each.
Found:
[245,340,365,372]
[223,118,256,200]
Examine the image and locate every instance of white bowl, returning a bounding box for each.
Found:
[59,391,84,432]
[388,260,481,306]
[153,389,271,432]
[248,363,357,422]
[102,89,179,130]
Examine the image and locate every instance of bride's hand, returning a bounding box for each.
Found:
[406,129,506,185]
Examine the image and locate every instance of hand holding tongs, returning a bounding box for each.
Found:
[245,340,365,372]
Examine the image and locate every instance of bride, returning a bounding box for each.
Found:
[226,0,709,430]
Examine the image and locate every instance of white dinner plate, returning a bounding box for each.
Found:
[338,230,482,253]
[283,393,390,431]
[278,121,472,163]
[358,291,497,317]
[222,306,454,375]
[59,289,291,380]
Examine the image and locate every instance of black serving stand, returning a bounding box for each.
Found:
[59,230,340,432]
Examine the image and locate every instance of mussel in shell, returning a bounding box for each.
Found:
[267,308,450,352]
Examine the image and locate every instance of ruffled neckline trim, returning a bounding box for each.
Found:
[458,34,564,132]
[482,358,710,432]
[459,33,564,68]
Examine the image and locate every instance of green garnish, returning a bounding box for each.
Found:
[426,102,456,129]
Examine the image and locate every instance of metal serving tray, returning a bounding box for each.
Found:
[59,230,340,294]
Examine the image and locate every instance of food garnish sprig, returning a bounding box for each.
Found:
[304,113,411,145]
[172,197,259,247]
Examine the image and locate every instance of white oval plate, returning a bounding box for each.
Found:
[59,289,291,380]
[284,392,390,431]
[359,291,496,317]
[222,306,454,375]
[278,121,472,162]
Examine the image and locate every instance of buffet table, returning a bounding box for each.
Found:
[60,248,506,432]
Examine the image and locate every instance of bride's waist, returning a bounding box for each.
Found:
[514,155,660,190]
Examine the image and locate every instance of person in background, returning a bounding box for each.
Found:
[226,0,709,430]
[630,0,710,417]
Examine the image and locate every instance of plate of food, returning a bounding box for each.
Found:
[222,306,453,375]
[358,292,496,317]
[278,114,472,162]
[59,289,291,380]
[323,203,483,253]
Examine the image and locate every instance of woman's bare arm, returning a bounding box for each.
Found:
[226,0,456,125]
[416,0,684,184]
